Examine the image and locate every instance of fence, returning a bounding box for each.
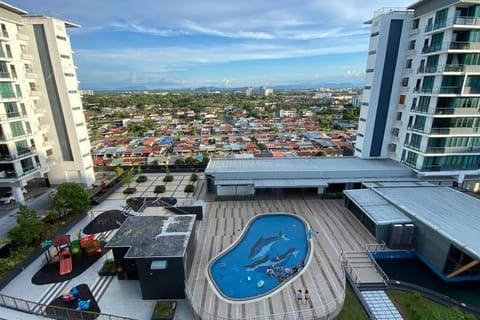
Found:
[0,292,135,320]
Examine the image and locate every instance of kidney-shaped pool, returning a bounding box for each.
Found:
[207,213,313,303]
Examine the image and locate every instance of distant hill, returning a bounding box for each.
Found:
[83,81,362,92]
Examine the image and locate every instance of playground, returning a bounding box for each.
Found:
[45,284,100,319]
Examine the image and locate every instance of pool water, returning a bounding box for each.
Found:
[208,214,311,302]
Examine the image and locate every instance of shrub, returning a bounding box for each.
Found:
[184,184,194,193]
[154,185,166,194]
[136,175,148,183]
[8,205,44,246]
[123,187,136,195]
[190,173,198,182]
[163,175,174,182]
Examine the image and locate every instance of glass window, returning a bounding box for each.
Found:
[15,84,22,98]
[0,83,15,98]
[10,121,25,137]
[4,102,19,117]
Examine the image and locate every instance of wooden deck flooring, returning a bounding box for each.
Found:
[186,199,376,320]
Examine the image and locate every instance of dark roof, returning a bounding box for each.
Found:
[105,215,195,258]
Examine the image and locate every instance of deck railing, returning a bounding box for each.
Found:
[0,292,135,320]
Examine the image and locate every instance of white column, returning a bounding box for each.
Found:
[12,186,25,204]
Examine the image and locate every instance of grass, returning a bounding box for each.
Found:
[336,284,368,320]
[388,290,476,320]
[152,301,176,318]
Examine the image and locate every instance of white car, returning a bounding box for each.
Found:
[0,192,15,204]
[0,188,27,204]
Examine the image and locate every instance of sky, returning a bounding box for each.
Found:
[11,0,412,90]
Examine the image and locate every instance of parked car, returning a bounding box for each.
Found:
[0,192,15,204]
[0,188,27,204]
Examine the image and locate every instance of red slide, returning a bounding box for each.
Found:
[59,250,73,276]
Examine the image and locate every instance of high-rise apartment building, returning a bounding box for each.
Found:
[357,0,480,190]
[0,2,94,202]
[245,86,254,97]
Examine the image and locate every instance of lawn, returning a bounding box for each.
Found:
[336,284,368,320]
[387,290,476,320]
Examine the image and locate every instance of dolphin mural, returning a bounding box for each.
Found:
[248,232,288,259]
[245,247,299,272]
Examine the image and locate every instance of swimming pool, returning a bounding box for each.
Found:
[207,213,312,303]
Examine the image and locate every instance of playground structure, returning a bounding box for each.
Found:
[58,249,72,276]
[80,234,102,255]
[46,234,102,276]
[62,287,79,302]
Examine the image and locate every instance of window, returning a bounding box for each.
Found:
[366,68,374,73]
[0,61,8,78]
[56,35,67,41]
[4,102,19,117]
[0,83,15,98]
[357,133,364,137]
[76,122,84,127]
[0,24,7,37]
[412,19,419,30]
[361,102,369,106]
[46,149,53,156]
[388,144,397,152]
[79,138,87,142]
[406,59,412,69]
[396,112,402,121]
[368,50,376,55]
[10,65,16,79]
[15,84,22,98]
[371,31,379,37]
[401,78,409,87]
[68,90,77,94]
[391,128,400,136]
[399,95,406,105]
[64,73,74,77]
[25,122,31,134]
[15,140,28,154]
[60,54,70,59]
[10,121,25,137]
[409,40,416,50]
[72,106,81,110]
[5,44,11,58]
[364,86,371,89]
[406,151,418,166]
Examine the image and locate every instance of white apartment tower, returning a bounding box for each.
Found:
[357,0,480,190]
[0,2,94,202]
[245,86,254,97]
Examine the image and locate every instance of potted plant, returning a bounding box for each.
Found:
[163,165,173,183]
[154,185,166,194]
[98,259,116,276]
[136,175,148,183]
[184,184,194,193]
[151,301,176,320]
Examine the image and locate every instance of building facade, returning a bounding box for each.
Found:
[0,3,94,202]
[357,0,480,191]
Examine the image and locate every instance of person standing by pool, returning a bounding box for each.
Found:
[296,289,304,304]
[304,289,310,305]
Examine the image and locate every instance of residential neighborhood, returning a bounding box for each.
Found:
[85,88,361,166]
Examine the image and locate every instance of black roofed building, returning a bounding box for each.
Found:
[105,215,196,299]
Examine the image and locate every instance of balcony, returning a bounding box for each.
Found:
[413,86,462,94]
[0,71,11,79]
[429,127,480,135]
[463,86,480,94]
[434,107,480,115]
[424,16,480,34]
[424,146,480,154]
[449,41,480,51]
[0,112,28,121]
[0,132,33,142]
[407,126,427,133]
[0,147,37,162]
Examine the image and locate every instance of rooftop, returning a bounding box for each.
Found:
[206,157,414,182]
[105,215,196,258]
[343,189,412,225]
[374,186,480,261]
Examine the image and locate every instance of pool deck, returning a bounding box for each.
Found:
[0,174,379,320]
[187,198,376,319]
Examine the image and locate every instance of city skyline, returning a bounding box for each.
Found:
[10,0,412,90]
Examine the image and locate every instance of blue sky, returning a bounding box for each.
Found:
[11,0,412,89]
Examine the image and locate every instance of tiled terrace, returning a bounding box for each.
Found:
[186,198,376,319]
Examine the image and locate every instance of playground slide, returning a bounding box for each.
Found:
[59,253,73,276]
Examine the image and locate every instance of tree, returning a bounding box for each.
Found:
[8,205,44,245]
[54,182,90,216]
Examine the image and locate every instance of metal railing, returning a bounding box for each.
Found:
[0,292,135,320]
[185,282,345,320]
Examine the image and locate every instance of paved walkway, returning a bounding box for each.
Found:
[361,290,403,320]
[0,173,384,319]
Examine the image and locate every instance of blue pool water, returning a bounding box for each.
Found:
[208,213,311,301]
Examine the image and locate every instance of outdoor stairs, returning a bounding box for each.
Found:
[342,251,387,290]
